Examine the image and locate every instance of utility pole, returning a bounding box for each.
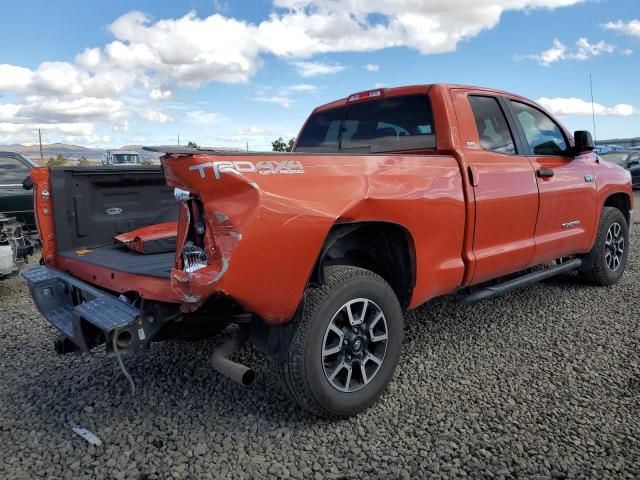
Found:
[38,129,44,162]
[589,74,597,144]
[246,141,249,152]
[177,134,180,146]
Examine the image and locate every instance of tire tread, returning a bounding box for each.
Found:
[278,266,400,417]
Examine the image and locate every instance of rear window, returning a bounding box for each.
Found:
[295,94,436,153]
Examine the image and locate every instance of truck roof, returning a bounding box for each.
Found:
[313,83,530,112]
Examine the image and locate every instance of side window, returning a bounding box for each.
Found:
[0,155,30,184]
[468,96,516,154]
[510,101,567,155]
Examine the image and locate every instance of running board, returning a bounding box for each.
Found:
[458,258,583,305]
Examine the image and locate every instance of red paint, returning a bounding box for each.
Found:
[33,84,634,325]
[114,221,177,254]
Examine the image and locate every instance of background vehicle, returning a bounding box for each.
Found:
[0,151,37,230]
[595,144,625,154]
[103,150,141,166]
[23,84,633,417]
[600,150,640,188]
[0,152,37,279]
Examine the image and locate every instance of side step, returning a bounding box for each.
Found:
[458,258,583,305]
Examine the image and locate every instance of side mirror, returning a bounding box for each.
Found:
[574,130,595,153]
[22,175,33,190]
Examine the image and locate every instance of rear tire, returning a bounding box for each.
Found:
[279,266,403,417]
[580,207,629,286]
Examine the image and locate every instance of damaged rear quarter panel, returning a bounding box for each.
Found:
[162,153,466,324]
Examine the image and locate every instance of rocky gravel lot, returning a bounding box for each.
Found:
[1,236,639,480]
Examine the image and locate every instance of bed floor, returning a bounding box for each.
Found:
[59,244,174,279]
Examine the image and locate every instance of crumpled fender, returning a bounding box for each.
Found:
[161,153,466,324]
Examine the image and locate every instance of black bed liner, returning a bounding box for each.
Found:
[60,244,174,279]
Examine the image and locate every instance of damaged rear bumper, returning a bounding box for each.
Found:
[22,266,141,353]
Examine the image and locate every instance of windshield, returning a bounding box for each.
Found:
[113,154,138,164]
[295,94,436,153]
[600,153,629,166]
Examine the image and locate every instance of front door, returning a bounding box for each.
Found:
[451,90,539,284]
[507,99,598,265]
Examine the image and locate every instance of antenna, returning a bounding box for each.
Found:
[589,74,597,144]
[38,129,44,162]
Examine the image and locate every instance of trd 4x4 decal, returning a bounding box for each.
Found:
[189,160,304,180]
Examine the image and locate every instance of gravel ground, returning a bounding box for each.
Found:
[1,235,639,480]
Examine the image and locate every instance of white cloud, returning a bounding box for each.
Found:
[537,97,636,116]
[293,61,346,77]
[214,125,296,149]
[288,83,317,92]
[0,1,588,95]
[139,109,171,123]
[365,63,380,72]
[0,1,586,144]
[185,110,228,124]
[149,89,172,100]
[603,19,640,38]
[0,97,125,125]
[621,48,634,56]
[75,47,103,69]
[520,37,615,66]
[572,37,615,60]
[254,95,293,108]
[0,64,34,92]
[238,126,268,135]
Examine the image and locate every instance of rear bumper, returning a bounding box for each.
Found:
[22,266,141,352]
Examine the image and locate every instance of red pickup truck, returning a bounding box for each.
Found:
[23,84,634,417]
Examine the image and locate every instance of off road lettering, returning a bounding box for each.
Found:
[190,160,304,180]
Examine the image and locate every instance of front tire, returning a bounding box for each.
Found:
[279,266,403,417]
[580,207,629,286]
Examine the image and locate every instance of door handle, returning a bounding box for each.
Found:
[536,168,554,178]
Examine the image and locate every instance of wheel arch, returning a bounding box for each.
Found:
[308,221,416,309]
[603,192,631,226]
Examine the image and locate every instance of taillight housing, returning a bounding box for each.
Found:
[182,245,208,273]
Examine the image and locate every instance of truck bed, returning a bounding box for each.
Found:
[59,244,174,279]
[47,166,178,280]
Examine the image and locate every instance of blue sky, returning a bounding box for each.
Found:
[0,0,638,150]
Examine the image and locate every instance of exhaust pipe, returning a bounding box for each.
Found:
[210,328,255,386]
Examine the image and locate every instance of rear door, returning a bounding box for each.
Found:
[451,90,539,284]
[506,99,598,264]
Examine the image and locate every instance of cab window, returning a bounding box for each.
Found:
[510,101,567,155]
[468,96,516,154]
[295,94,435,153]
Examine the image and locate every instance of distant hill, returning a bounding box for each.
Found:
[1,143,162,165]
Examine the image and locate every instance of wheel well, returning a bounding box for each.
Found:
[310,222,415,308]
[604,193,631,226]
